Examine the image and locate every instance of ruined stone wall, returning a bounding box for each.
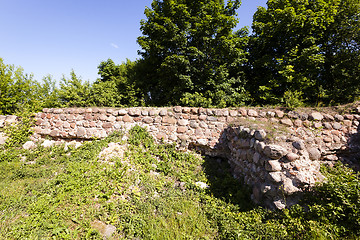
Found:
[2,106,360,209]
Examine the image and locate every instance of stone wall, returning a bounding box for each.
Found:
[2,105,360,209]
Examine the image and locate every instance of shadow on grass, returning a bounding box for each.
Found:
[202,155,255,211]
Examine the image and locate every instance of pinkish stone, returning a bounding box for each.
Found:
[280,118,293,126]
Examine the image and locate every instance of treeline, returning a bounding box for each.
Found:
[1,0,359,114]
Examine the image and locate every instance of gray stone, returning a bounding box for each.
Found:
[254,130,266,140]
[0,134,6,145]
[308,147,321,160]
[273,199,286,210]
[159,109,168,116]
[263,145,287,159]
[90,220,116,239]
[177,119,189,126]
[292,140,305,150]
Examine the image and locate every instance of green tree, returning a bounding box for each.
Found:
[58,70,91,107]
[35,75,62,109]
[0,58,39,114]
[137,0,249,107]
[91,59,144,107]
[248,0,360,105]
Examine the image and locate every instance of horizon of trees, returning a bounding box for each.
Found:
[1,0,359,115]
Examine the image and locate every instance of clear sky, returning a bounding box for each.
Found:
[0,0,267,83]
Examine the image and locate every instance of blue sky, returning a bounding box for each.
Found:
[0,0,266,83]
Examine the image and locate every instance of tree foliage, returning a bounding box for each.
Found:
[92,59,144,107]
[137,0,249,107]
[248,0,360,105]
[0,58,40,114]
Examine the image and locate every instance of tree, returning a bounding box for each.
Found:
[91,59,144,107]
[248,0,360,105]
[137,0,249,107]
[58,70,91,107]
[0,58,39,114]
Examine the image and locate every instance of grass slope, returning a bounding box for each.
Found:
[0,126,359,239]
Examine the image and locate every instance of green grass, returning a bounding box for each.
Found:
[0,126,359,239]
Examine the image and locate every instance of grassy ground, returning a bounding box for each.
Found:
[0,126,359,239]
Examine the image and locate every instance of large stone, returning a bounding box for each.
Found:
[280,118,293,126]
[263,145,287,159]
[128,109,141,116]
[268,172,283,183]
[308,147,321,160]
[265,160,282,172]
[286,153,299,162]
[41,140,56,148]
[247,109,258,117]
[332,122,342,130]
[77,127,86,138]
[254,130,266,140]
[275,110,284,118]
[292,140,305,150]
[143,117,154,124]
[309,112,324,121]
[5,115,17,124]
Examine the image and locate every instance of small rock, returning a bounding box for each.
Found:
[324,155,338,161]
[197,139,208,145]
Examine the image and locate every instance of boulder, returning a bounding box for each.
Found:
[263,145,287,159]
[309,112,324,121]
